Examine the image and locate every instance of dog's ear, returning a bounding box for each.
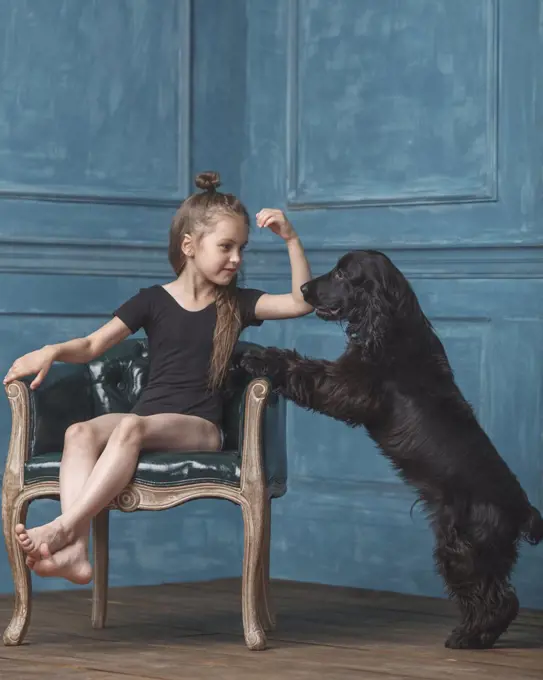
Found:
[363,280,391,353]
[350,279,391,355]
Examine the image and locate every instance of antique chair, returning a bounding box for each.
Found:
[2,339,287,651]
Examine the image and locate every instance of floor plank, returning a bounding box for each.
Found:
[0,579,540,679]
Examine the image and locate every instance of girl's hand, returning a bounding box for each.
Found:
[256,209,297,242]
[3,346,57,390]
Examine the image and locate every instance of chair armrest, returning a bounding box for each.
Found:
[239,378,287,499]
[3,381,31,492]
[4,363,94,461]
[239,378,272,493]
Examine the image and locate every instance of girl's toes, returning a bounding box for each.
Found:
[39,543,52,560]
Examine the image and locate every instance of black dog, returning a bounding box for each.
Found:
[241,249,543,649]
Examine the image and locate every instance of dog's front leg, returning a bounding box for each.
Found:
[241,347,366,424]
[241,347,329,402]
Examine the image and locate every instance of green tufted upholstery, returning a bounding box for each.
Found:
[21,339,287,497]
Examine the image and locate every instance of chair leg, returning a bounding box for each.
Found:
[91,509,109,629]
[2,495,32,646]
[258,500,276,632]
[241,496,267,651]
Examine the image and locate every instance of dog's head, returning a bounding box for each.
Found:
[301,250,420,352]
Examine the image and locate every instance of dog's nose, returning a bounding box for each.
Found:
[300,283,309,297]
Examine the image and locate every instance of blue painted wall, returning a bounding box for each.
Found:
[0,0,542,611]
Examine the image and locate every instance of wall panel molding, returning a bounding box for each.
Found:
[1,238,542,279]
[0,236,171,278]
[245,243,543,280]
[0,0,192,208]
[286,0,499,209]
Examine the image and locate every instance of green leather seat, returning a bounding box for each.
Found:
[22,339,287,497]
[25,450,242,487]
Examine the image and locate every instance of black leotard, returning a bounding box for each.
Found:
[113,284,264,426]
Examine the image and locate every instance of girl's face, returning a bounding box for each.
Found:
[186,216,249,286]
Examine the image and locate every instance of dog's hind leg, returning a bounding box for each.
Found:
[432,503,519,649]
[443,579,519,650]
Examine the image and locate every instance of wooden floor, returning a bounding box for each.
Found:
[0,579,541,679]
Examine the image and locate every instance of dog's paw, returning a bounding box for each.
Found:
[240,350,272,378]
[240,348,285,382]
[445,629,488,650]
[477,631,500,649]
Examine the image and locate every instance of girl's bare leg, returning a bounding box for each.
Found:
[15,413,220,581]
[18,414,126,583]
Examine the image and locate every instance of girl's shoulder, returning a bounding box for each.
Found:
[139,284,163,295]
[129,284,167,303]
[123,284,161,298]
[114,285,162,334]
[235,286,266,328]
[235,285,265,303]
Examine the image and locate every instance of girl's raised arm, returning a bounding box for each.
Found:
[253,209,314,321]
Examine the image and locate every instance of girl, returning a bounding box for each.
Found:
[3,171,313,585]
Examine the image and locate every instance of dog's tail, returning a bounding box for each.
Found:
[521,505,543,546]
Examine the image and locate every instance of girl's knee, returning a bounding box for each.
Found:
[64,421,96,448]
[114,415,145,445]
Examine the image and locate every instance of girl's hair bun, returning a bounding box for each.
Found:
[195,171,221,192]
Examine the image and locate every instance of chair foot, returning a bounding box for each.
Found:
[2,497,32,646]
[245,628,267,651]
[3,608,30,647]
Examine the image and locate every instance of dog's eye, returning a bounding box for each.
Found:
[334,270,344,280]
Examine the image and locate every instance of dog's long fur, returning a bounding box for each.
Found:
[240,249,543,650]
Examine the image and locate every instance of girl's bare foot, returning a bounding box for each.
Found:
[15,520,72,560]
[32,542,92,585]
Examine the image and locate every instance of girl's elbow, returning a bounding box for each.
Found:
[294,301,314,318]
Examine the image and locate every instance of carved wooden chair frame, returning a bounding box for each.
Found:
[2,377,275,651]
